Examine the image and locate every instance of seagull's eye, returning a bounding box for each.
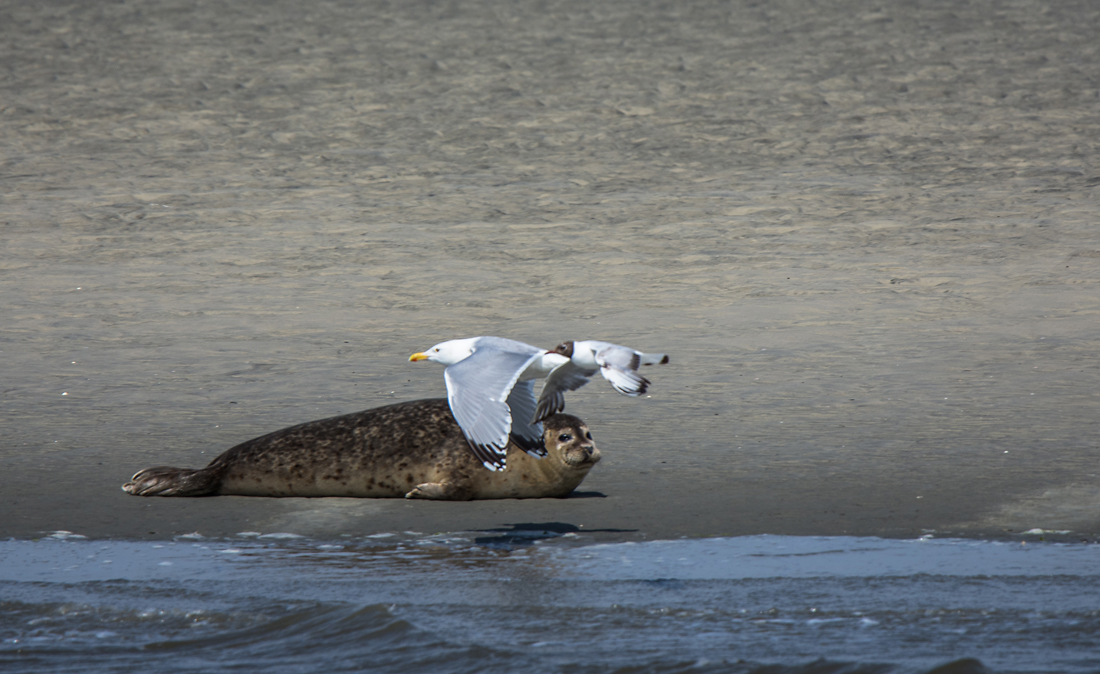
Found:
[586,431,593,440]
[557,433,572,443]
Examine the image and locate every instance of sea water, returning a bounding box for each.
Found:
[2,531,1098,674]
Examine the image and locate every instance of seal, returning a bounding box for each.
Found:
[121,399,600,500]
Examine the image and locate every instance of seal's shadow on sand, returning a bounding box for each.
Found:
[474,520,635,547]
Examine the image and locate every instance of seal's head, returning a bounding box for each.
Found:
[549,341,575,359]
[541,413,600,468]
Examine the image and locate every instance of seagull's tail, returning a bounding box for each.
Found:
[638,352,669,366]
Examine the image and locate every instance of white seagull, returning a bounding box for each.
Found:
[535,340,669,422]
[409,336,569,471]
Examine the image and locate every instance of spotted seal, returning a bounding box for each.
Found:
[122,399,600,500]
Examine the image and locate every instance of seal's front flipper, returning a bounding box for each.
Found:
[122,466,220,497]
[405,481,474,501]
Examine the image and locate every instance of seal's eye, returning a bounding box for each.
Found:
[586,431,593,440]
[557,433,572,443]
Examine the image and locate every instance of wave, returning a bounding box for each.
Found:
[0,593,997,674]
[2,535,1098,673]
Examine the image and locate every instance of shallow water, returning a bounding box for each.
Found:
[3,533,1098,673]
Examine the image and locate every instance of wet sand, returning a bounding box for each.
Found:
[3,0,1099,542]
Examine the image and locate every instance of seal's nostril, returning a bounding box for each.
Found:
[582,444,594,455]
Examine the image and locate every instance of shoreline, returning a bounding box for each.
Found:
[5,405,1095,546]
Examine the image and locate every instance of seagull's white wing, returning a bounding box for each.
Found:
[506,380,546,458]
[597,366,650,396]
[443,345,542,471]
[535,362,596,422]
[595,344,641,371]
[594,346,650,397]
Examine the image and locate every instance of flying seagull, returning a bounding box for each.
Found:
[409,336,568,471]
[535,340,669,422]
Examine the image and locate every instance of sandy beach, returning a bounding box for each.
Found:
[3,0,1099,543]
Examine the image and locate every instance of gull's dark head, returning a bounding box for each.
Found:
[550,341,575,359]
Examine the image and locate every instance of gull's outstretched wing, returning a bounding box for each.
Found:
[506,380,546,458]
[594,345,650,397]
[535,362,596,423]
[443,344,542,471]
[594,344,641,371]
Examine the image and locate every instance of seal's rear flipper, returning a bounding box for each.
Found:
[122,466,220,497]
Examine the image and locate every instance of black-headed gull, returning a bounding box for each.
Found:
[535,340,669,422]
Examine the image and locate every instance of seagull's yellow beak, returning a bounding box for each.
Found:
[409,352,430,362]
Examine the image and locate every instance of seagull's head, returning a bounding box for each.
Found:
[549,341,575,359]
[409,337,478,366]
